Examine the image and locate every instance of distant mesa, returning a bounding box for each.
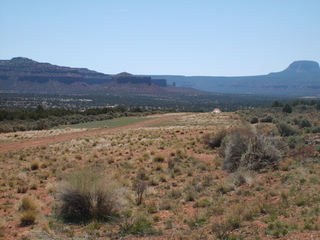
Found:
[112,72,167,87]
[10,57,37,64]
[284,60,320,73]
[112,72,152,85]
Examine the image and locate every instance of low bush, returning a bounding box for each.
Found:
[265,221,289,238]
[221,128,283,172]
[126,216,155,235]
[59,167,123,222]
[276,122,299,137]
[287,135,306,149]
[309,126,320,133]
[260,115,273,123]
[298,119,312,128]
[250,117,259,124]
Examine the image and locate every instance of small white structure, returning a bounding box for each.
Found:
[212,108,221,114]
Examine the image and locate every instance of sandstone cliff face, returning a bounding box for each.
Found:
[0,57,112,85]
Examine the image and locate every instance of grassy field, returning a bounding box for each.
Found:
[59,116,151,129]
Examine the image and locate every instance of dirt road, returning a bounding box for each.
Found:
[0,114,187,153]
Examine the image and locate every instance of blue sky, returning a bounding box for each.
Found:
[1,0,319,76]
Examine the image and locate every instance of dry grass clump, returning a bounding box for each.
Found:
[153,155,165,163]
[20,210,38,227]
[59,167,125,222]
[30,160,41,170]
[19,196,39,226]
[46,182,59,194]
[19,195,38,212]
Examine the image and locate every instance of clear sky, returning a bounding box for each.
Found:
[1,0,319,76]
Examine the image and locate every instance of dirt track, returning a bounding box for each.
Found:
[0,114,187,154]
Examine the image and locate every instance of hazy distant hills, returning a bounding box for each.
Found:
[1,57,320,96]
[148,61,320,96]
[0,57,201,94]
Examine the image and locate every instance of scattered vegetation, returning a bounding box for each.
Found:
[1,101,320,239]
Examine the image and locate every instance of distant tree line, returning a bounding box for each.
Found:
[0,105,132,122]
[0,92,290,112]
[270,99,320,112]
[0,105,154,133]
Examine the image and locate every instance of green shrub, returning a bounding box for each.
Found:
[265,221,289,238]
[59,167,123,222]
[299,119,312,128]
[250,117,259,124]
[271,101,283,107]
[287,135,306,149]
[308,126,320,133]
[276,122,299,137]
[260,115,273,123]
[119,214,155,236]
[282,104,292,113]
[193,198,211,208]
